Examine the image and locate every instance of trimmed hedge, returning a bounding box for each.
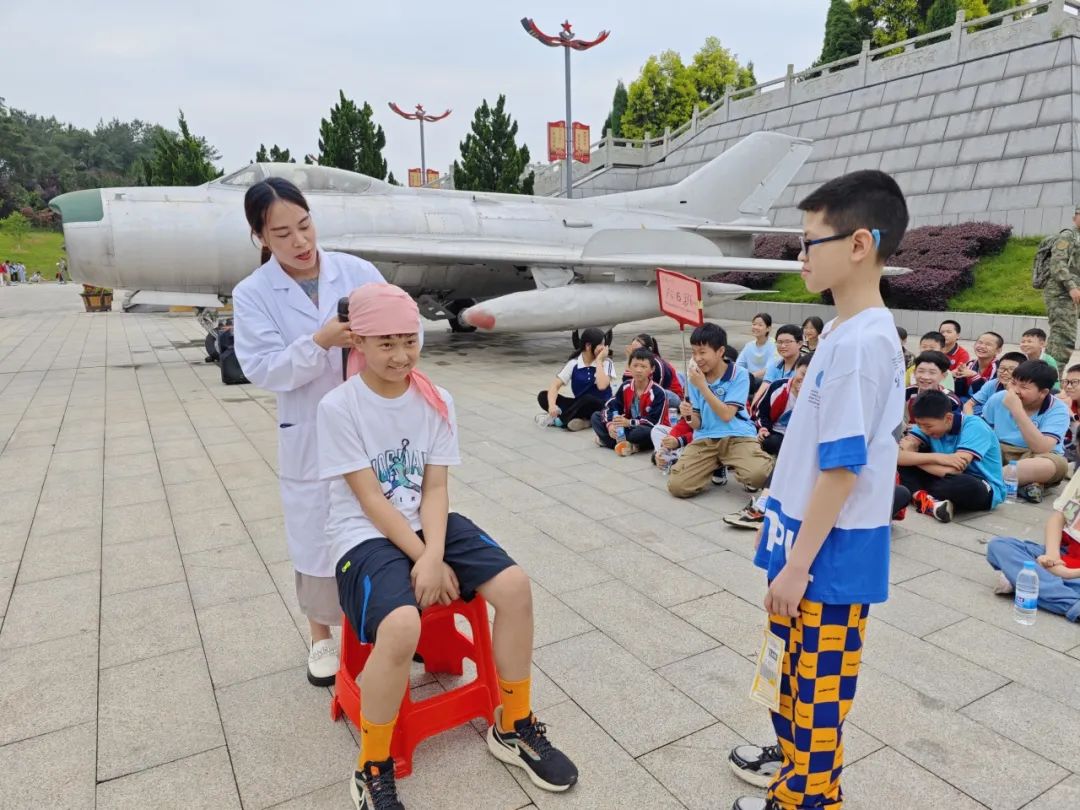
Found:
[712,222,1013,311]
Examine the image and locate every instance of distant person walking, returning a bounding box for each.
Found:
[1044,207,1080,372]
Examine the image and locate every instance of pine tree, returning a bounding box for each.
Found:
[602,81,628,138]
[139,111,220,186]
[255,144,294,163]
[452,95,533,195]
[316,91,388,179]
[925,0,959,31]
[818,0,864,65]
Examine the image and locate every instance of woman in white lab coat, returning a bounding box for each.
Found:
[233,177,384,686]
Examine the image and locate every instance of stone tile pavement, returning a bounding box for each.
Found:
[0,284,1077,809]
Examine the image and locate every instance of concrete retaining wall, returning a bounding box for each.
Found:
[572,7,1080,236]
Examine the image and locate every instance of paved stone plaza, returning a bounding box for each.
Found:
[0,284,1078,809]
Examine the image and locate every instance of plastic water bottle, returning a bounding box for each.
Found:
[1004,461,1019,502]
[1014,561,1039,625]
[659,449,677,475]
[616,426,626,442]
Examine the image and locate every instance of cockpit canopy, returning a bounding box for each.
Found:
[215,163,385,194]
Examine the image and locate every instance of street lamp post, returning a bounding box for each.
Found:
[521,18,610,199]
[388,103,451,185]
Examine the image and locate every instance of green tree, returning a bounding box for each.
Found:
[924,0,959,30]
[850,0,921,45]
[387,171,400,186]
[602,81,628,138]
[255,143,295,163]
[1,211,29,248]
[138,111,221,186]
[818,0,865,65]
[452,95,533,195]
[620,51,698,139]
[689,37,756,105]
[317,90,388,179]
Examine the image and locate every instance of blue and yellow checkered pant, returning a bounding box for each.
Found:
[767,600,869,810]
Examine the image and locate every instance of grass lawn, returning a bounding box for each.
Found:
[947,236,1044,316]
[742,236,1045,315]
[0,229,66,277]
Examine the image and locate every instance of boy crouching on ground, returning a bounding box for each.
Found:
[317,285,577,809]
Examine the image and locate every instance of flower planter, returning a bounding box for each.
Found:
[81,292,113,312]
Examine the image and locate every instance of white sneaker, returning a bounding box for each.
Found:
[307,638,339,686]
[993,572,1015,596]
[534,413,556,428]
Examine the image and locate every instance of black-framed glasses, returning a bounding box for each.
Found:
[799,231,854,254]
[1063,379,1080,388]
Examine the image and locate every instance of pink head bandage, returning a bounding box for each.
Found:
[344,284,450,425]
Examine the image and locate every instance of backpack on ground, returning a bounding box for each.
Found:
[1032,229,1071,290]
[216,328,249,385]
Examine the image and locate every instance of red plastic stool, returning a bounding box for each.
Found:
[330,596,501,778]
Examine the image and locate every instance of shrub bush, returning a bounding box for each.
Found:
[712,222,1013,311]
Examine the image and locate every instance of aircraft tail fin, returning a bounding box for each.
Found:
[602,132,812,222]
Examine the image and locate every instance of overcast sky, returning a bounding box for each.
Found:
[4,1,832,182]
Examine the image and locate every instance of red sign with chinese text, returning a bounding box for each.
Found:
[572,122,590,164]
[408,168,423,188]
[656,268,703,328]
[547,121,567,162]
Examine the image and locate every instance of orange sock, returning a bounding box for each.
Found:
[498,676,532,732]
[358,714,396,769]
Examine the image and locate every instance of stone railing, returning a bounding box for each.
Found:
[533,0,1080,197]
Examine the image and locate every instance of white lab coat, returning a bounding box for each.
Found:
[233,248,385,576]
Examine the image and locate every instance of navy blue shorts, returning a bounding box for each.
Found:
[336,512,516,645]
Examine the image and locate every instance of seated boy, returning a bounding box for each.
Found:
[981,359,1070,503]
[667,323,773,498]
[1020,328,1060,391]
[905,331,955,390]
[965,351,1025,416]
[317,285,577,809]
[592,347,669,456]
[938,319,970,373]
[904,351,960,425]
[986,472,1080,622]
[1060,364,1080,466]
[954,331,1002,400]
[754,354,811,458]
[897,390,1005,523]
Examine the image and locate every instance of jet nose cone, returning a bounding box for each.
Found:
[461,307,495,331]
[49,189,104,224]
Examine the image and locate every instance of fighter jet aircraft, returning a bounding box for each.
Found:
[50,131,820,333]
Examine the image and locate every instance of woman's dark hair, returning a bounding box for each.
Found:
[244,178,310,264]
[571,327,607,360]
[795,353,813,370]
[634,333,661,356]
[752,312,773,330]
[802,316,824,335]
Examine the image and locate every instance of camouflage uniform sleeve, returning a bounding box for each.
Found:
[1049,231,1077,288]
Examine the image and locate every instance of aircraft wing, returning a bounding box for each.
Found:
[322,233,808,276]
[323,232,908,276]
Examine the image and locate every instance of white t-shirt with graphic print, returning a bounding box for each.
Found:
[317,375,460,567]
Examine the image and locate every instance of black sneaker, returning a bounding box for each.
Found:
[350,759,404,810]
[728,742,782,788]
[712,466,729,486]
[1018,483,1044,504]
[487,707,578,792]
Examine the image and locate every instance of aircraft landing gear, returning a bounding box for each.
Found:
[443,299,477,333]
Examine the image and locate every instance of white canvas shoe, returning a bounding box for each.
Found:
[307,638,339,686]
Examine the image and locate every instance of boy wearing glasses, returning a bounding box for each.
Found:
[1059,363,1080,467]
[730,171,907,810]
[964,351,1026,417]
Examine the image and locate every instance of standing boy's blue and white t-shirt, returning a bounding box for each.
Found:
[317,375,460,568]
[737,339,778,377]
[754,308,906,604]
